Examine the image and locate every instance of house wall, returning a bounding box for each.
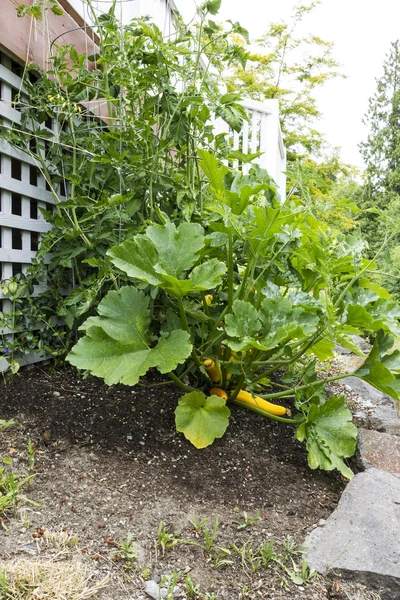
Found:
[0,0,99,70]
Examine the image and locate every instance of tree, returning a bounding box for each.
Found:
[225,1,342,161]
[359,41,400,257]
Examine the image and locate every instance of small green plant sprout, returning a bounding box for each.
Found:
[157,521,181,557]
[184,573,200,598]
[282,535,303,557]
[19,508,31,529]
[0,458,38,519]
[212,546,233,569]
[0,569,8,597]
[235,511,261,530]
[160,571,181,600]
[140,564,151,581]
[0,419,15,432]
[190,516,209,536]
[203,516,220,553]
[230,541,260,574]
[118,533,137,568]
[204,594,218,600]
[258,539,276,567]
[27,441,36,471]
[287,561,317,586]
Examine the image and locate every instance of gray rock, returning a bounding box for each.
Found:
[145,581,165,600]
[334,344,352,355]
[145,580,180,600]
[351,334,371,353]
[345,376,387,404]
[344,377,400,436]
[306,469,400,599]
[358,429,400,473]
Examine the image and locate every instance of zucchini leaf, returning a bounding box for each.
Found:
[354,330,400,400]
[175,391,230,449]
[67,287,192,385]
[296,395,357,479]
[108,222,226,297]
[224,298,319,353]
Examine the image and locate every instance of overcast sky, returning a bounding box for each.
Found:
[179,0,400,169]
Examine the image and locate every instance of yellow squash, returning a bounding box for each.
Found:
[235,390,287,416]
[203,359,221,384]
[210,387,228,400]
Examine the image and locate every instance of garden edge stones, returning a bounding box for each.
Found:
[305,468,400,600]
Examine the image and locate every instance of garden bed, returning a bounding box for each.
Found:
[0,365,380,599]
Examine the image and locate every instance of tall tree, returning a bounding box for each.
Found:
[225,1,342,161]
[359,41,400,253]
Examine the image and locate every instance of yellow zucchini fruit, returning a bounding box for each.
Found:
[203,359,221,383]
[210,387,228,401]
[235,390,287,416]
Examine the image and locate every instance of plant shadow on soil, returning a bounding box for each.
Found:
[0,365,377,599]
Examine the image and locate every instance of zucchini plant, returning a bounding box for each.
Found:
[67,151,400,478]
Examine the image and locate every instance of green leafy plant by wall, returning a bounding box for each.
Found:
[67,150,400,478]
[0,0,249,366]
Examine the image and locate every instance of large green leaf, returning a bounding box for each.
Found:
[146,222,204,279]
[224,297,319,353]
[198,149,228,192]
[354,330,400,400]
[225,300,260,339]
[175,391,230,448]
[296,396,357,479]
[345,304,376,331]
[67,287,192,385]
[108,223,226,297]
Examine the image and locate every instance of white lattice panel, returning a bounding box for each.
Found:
[0,48,54,371]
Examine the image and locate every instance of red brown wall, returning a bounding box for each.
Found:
[0,0,98,68]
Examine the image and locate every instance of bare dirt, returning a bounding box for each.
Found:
[0,365,382,599]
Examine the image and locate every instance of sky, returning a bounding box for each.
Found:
[179,0,400,169]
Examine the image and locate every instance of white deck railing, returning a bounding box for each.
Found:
[214,98,286,199]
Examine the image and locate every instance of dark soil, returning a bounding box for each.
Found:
[0,365,379,599]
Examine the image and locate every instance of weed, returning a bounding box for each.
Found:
[0,419,15,432]
[118,533,137,568]
[204,516,219,552]
[160,571,180,600]
[184,573,200,598]
[235,511,260,530]
[282,535,302,557]
[190,516,209,535]
[27,441,36,471]
[43,529,79,550]
[140,564,151,581]
[212,546,233,569]
[230,540,260,573]
[19,508,31,529]
[157,521,181,557]
[0,459,37,519]
[258,539,276,567]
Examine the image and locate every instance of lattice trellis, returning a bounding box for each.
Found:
[0,48,55,371]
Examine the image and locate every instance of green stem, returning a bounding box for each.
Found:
[178,297,202,368]
[168,371,197,393]
[229,374,246,402]
[258,374,349,401]
[227,231,234,312]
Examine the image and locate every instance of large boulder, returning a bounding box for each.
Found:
[306,468,400,599]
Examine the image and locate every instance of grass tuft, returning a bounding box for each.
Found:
[0,559,110,600]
